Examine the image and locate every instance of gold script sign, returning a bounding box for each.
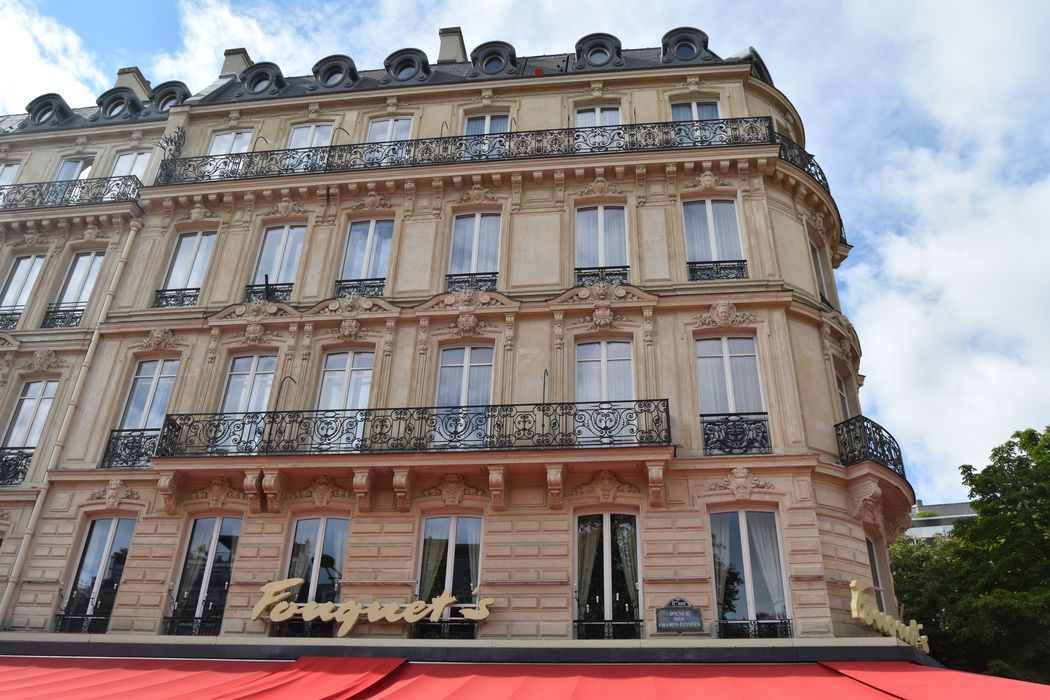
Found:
[849,580,930,653]
[249,578,495,637]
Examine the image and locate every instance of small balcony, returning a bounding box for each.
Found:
[835,414,906,479]
[153,287,200,308]
[700,413,772,456]
[445,272,498,293]
[0,175,141,211]
[687,260,748,281]
[0,306,24,330]
[155,399,671,458]
[270,619,335,638]
[410,619,478,640]
[41,302,85,328]
[334,278,385,298]
[54,613,110,634]
[243,282,292,303]
[575,266,629,287]
[162,614,224,636]
[716,618,793,639]
[0,447,33,486]
[100,429,160,469]
[574,619,643,640]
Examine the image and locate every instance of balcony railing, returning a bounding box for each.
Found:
[0,306,23,330]
[687,260,749,281]
[156,399,671,457]
[153,287,200,308]
[574,620,643,640]
[575,266,629,287]
[835,415,905,478]
[716,618,793,639]
[100,429,159,469]
[446,272,498,293]
[42,302,85,328]
[0,175,141,211]
[774,134,829,193]
[410,619,478,640]
[700,412,772,455]
[155,118,777,186]
[0,447,32,485]
[334,278,385,298]
[244,282,292,303]
[162,615,224,636]
[54,613,110,634]
[270,619,335,638]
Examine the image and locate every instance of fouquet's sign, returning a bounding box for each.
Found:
[849,580,930,653]
[250,578,495,638]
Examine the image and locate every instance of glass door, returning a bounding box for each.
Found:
[170,516,242,634]
[61,517,135,633]
[576,513,640,639]
[435,347,493,448]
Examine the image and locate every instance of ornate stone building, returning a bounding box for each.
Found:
[0,26,913,650]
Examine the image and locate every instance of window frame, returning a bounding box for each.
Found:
[695,336,765,415]
[575,340,634,403]
[55,157,94,182]
[171,515,243,620]
[681,199,744,263]
[284,515,350,603]
[207,131,252,156]
[866,537,887,613]
[316,350,374,411]
[56,250,105,306]
[575,106,621,127]
[220,354,277,413]
[366,117,412,143]
[118,359,180,431]
[708,508,791,624]
[0,162,19,186]
[4,379,58,448]
[0,254,45,310]
[573,509,642,625]
[340,219,394,282]
[810,240,832,305]
[436,346,494,407]
[574,205,628,270]
[163,230,216,291]
[110,151,150,179]
[252,224,305,286]
[671,100,720,121]
[836,372,854,421]
[286,122,333,150]
[448,212,501,275]
[416,513,484,616]
[63,516,136,619]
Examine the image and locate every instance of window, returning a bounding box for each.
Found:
[253,224,304,290]
[575,107,621,153]
[575,513,640,638]
[170,516,242,633]
[317,351,373,449]
[683,200,746,280]
[0,162,17,186]
[60,517,135,633]
[449,213,500,275]
[711,511,789,636]
[365,118,412,166]
[159,231,215,305]
[437,347,493,408]
[576,106,620,127]
[836,373,853,421]
[866,538,886,613]
[671,101,719,121]
[576,341,633,403]
[671,101,722,146]
[56,158,94,182]
[4,380,57,448]
[110,151,150,180]
[221,355,276,413]
[575,206,627,272]
[341,219,393,282]
[118,360,179,431]
[417,515,482,624]
[464,114,509,159]
[50,251,104,323]
[208,131,251,156]
[286,516,349,603]
[287,123,332,149]
[695,337,762,414]
[0,255,44,325]
[811,241,832,305]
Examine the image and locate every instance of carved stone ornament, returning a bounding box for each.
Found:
[353,468,373,512]
[547,465,563,510]
[577,176,623,196]
[235,299,285,323]
[488,466,505,511]
[235,323,278,346]
[352,189,391,211]
[139,328,186,350]
[849,479,885,533]
[419,473,488,505]
[694,302,759,328]
[393,468,412,513]
[185,476,248,509]
[179,197,216,222]
[570,469,641,503]
[564,281,639,303]
[886,510,913,541]
[436,288,502,310]
[458,184,497,203]
[706,466,774,499]
[289,475,351,507]
[89,479,140,508]
[647,463,665,508]
[583,307,618,331]
[0,509,11,521]
[444,312,491,338]
[323,294,381,316]
[261,472,286,513]
[682,170,732,191]
[12,230,49,248]
[264,195,304,217]
[21,349,66,372]
[158,473,183,515]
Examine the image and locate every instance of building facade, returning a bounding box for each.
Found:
[0,27,913,645]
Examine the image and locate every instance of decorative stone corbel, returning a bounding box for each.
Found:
[261,471,286,513]
[488,466,505,511]
[849,478,885,534]
[393,468,412,512]
[546,464,563,510]
[243,472,263,513]
[157,472,184,515]
[353,468,373,512]
[647,462,665,508]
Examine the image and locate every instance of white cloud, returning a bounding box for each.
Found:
[0,0,107,114]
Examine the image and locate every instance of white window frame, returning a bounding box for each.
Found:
[163,231,216,290]
[173,515,242,619]
[341,219,393,281]
[285,515,349,602]
[287,123,333,149]
[811,241,831,303]
[253,224,305,285]
[118,359,179,430]
[57,251,104,306]
[417,514,484,616]
[575,340,634,402]
[0,255,45,310]
[573,510,642,622]
[55,157,94,181]
[682,199,743,263]
[575,205,627,269]
[836,373,853,421]
[317,350,374,411]
[449,213,501,275]
[695,336,765,415]
[65,516,136,617]
[367,117,412,143]
[110,151,150,179]
[671,100,720,121]
[709,508,791,624]
[465,114,509,135]
[866,538,887,613]
[436,346,493,407]
[575,106,621,127]
[207,131,252,156]
[220,355,277,413]
[0,162,18,186]
[4,379,58,447]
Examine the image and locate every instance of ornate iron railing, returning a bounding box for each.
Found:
[575,266,629,287]
[410,619,478,640]
[700,413,772,455]
[162,615,224,636]
[244,282,292,303]
[0,447,33,485]
[574,620,643,640]
[446,272,498,293]
[0,175,141,210]
[155,118,777,186]
[716,618,793,639]
[775,134,829,193]
[0,306,24,330]
[270,619,335,638]
[42,302,85,328]
[335,278,385,298]
[687,260,749,281]
[100,429,159,469]
[156,399,671,457]
[835,415,905,478]
[153,287,200,308]
[54,613,110,634]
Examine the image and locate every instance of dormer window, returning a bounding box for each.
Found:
[587,46,610,66]
[248,74,270,93]
[150,81,191,113]
[96,88,143,121]
[312,55,359,90]
[25,94,74,128]
[396,61,416,80]
[105,98,126,118]
[469,41,517,78]
[383,49,431,83]
[35,107,53,124]
[239,63,287,96]
[157,94,178,111]
[574,33,623,70]
[660,28,716,65]
[673,39,698,60]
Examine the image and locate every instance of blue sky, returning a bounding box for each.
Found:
[3,0,1050,504]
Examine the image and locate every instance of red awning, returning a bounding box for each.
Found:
[822,661,1050,700]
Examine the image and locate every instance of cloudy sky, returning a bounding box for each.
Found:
[2,0,1048,503]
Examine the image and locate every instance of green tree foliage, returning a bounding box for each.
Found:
[889,426,1050,683]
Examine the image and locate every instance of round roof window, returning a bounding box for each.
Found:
[674,40,697,60]
[248,74,271,93]
[587,46,610,66]
[482,54,505,74]
[395,60,417,80]
[105,99,126,117]
[35,107,54,124]
[321,65,344,86]
[157,93,178,112]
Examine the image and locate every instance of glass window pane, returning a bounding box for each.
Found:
[288,126,312,149]
[204,517,241,618]
[696,102,719,120]
[254,229,282,283]
[165,235,196,289]
[368,221,394,278]
[711,512,748,620]
[189,233,215,288]
[67,519,112,616]
[602,207,627,267]
[419,517,451,601]
[174,518,216,617]
[209,133,232,155]
[609,514,638,621]
[465,117,486,136]
[729,355,762,413]
[576,109,596,128]
[711,201,741,260]
[698,355,729,413]
[367,119,389,142]
[606,357,633,401]
[278,226,305,282]
[746,512,786,619]
[599,107,620,126]
[449,216,475,274]
[466,362,492,405]
[60,253,90,303]
[575,356,601,403]
[452,517,482,604]
[728,337,756,355]
[317,518,348,603]
[866,538,885,613]
[683,201,712,261]
[576,514,604,621]
[477,214,500,272]
[575,208,599,268]
[94,517,135,616]
[469,346,493,366]
[231,132,251,153]
[576,342,601,361]
[488,115,509,132]
[145,376,175,429]
[288,519,320,603]
[437,365,464,406]
[120,376,153,429]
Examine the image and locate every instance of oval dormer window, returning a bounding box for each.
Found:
[587,46,610,65]
[34,107,53,124]
[157,93,178,111]
[382,49,431,84]
[673,40,698,60]
[574,33,623,70]
[395,59,417,80]
[311,55,358,90]
[482,54,505,74]
[249,74,271,93]
[321,65,344,86]
[105,98,126,117]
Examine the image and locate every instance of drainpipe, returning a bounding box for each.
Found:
[0,216,143,627]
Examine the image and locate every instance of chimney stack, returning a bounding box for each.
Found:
[114,67,151,101]
[220,48,253,78]
[437,27,467,64]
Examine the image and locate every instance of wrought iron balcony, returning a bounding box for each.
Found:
[162,614,224,636]
[775,134,829,193]
[410,619,478,640]
[156,399,671,457]
[41,302,85,328]
[153,287,200,308]
[574,620,643,640]
[271,619,334,638]
[155,117,777,186]
[687,260,749,281]
[100,429,159,469]
[700,413,772,456]
[334,278,385,298]
[575,266,629,287]
[835,415,905,478]
[716,618,793,639]
[244,282,292,303]
[446,272,498,293]
[54,613,110,634]
[0,447,33,485]
[0,306,23,330]
[0,175,141,211]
